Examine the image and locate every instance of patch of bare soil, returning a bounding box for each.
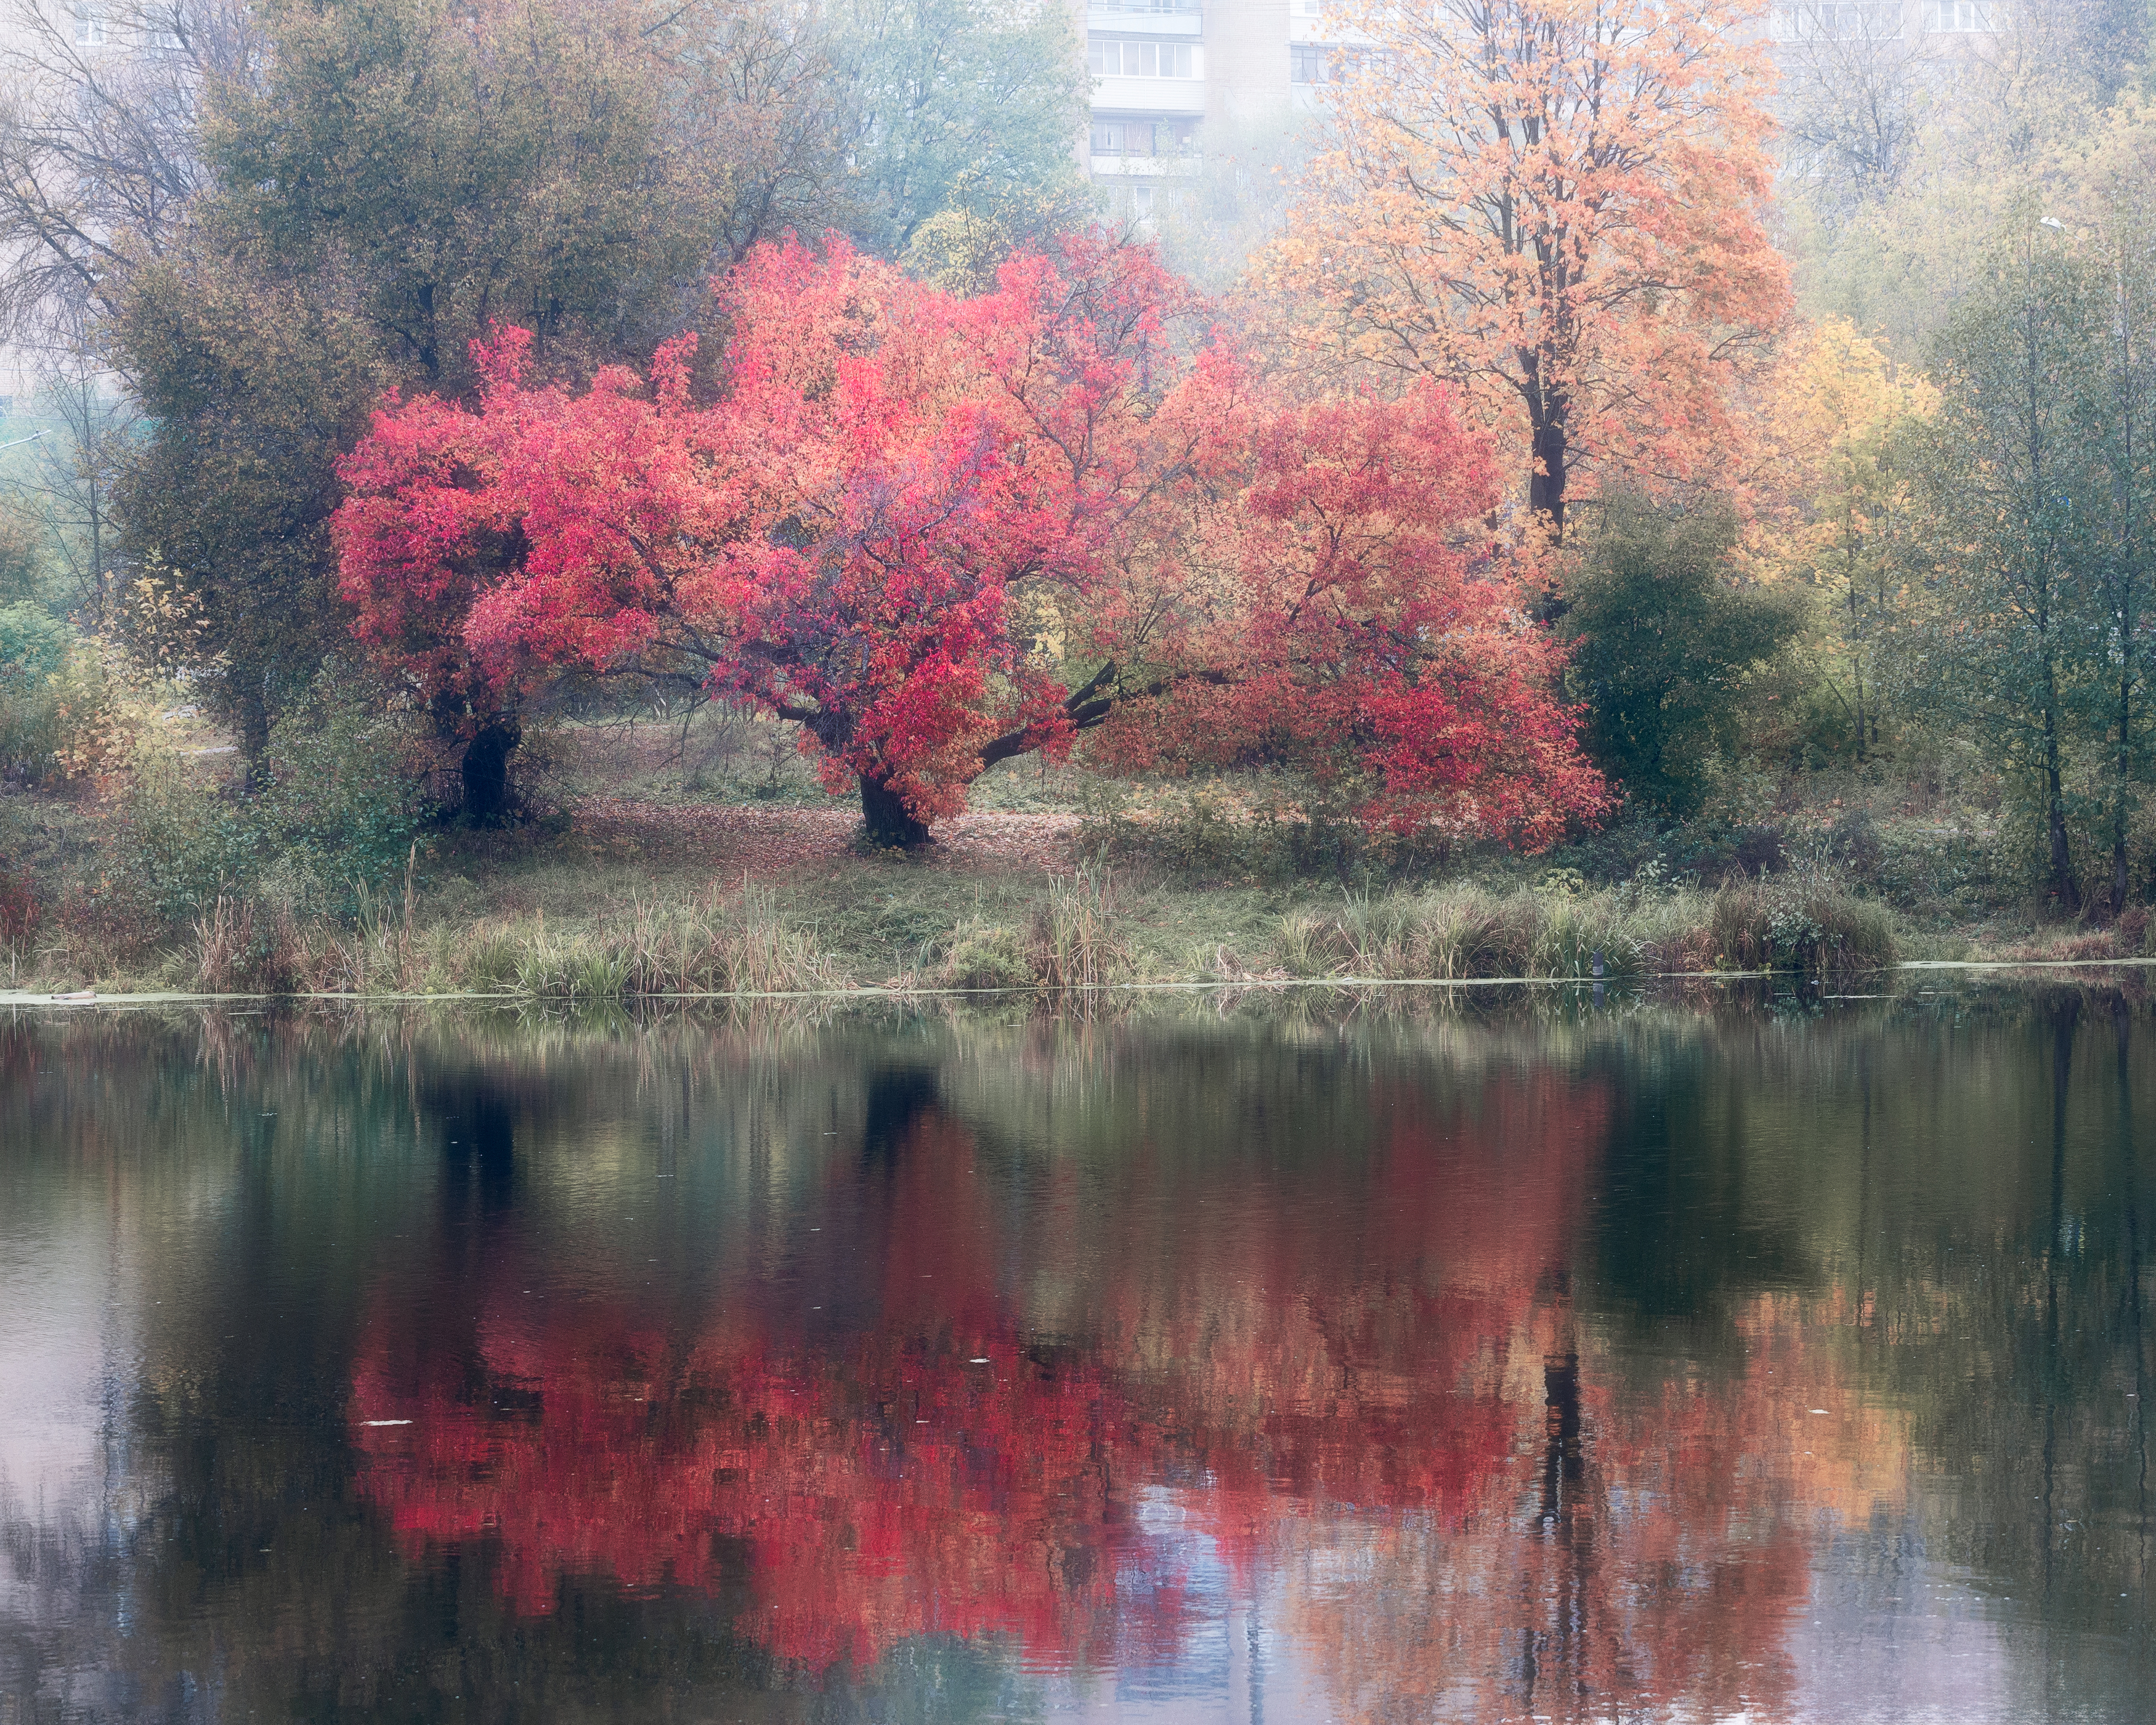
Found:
[570,795,1081,880]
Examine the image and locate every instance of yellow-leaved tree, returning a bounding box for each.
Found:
[1266,0,1791,545]
[1741,319,1934,762]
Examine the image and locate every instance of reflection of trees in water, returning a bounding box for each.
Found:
[2,996,2153,1717]
[348,1066,1679,1708]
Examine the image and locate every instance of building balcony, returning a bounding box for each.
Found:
[1091,75,1206,115]
[1089,4,1203,34]
[1090,153,1204,177]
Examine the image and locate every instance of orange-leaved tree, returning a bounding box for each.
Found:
[1268,0,1791,545]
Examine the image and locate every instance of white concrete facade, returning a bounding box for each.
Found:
[1077,0,2016,209]
[1081,0,1326,210]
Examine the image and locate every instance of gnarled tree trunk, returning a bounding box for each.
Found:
[858,771,930,849]
[459,716,522,826]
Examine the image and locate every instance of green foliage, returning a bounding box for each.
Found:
[1562,493,1805,817]
[938,922,1035,991]
[112,250,385,753]
[113,668,428,925]
[0,603,69,684]
[0,507,43,605]
[843,0,1088,258]
[203,0,710,389]
[0,606,72,780]
[1885,224,2156,915]
[0,617,123,785]
[113,749,258,922]
[253,668,430,911]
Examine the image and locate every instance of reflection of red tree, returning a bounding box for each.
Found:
[350,1070,1616,1674]
[355,1318,1150,1668]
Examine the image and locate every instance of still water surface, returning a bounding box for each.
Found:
[1,993,2151,1721]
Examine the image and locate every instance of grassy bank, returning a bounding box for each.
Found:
[0,841,1915,999]
[17,713,2155,1002]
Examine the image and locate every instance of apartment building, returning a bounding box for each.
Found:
[1080,0,2016,212]
[1083,0,1334,214]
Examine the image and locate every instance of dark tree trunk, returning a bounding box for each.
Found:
[1528,404,1569,548]
[460,716,521,826]
[2040,691,2080,917]
[859,772,930,848]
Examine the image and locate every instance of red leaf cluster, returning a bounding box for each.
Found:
[334,235,1603,840]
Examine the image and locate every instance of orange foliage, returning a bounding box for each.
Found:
[1270,0,1790,543]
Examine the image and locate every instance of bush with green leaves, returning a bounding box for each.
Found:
[251,668,430,911]
[113,666,431,924]
[0,605,79,779]
[1561,493,1805,818]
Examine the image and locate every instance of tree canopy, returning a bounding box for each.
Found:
[1269,0,1789,545]
[334,237,1607,845]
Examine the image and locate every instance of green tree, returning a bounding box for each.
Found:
[838,0,1087,258]
[1894,232,2099,915]
[113,0,724,789]
[1561,493,1804,817]
[112,252,383,757]
[203,0,715,391]
[2062,158,2156,918]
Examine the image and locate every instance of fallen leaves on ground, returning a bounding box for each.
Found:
[570,795,1081,882]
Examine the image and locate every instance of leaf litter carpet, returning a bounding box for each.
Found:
[572,796,1082,880]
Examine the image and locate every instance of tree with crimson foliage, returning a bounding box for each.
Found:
[334,236,1605,845]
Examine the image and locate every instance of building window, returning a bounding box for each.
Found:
[1092,118,1200,156]
[72,5,107,45]
[1932,0,1996,26]
[1771,1,1899,36]
[1088,37,1196,78]
[1291,43,1366,83]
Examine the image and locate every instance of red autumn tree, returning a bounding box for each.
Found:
[335,235,1605,845]
[1095,356,1608,845]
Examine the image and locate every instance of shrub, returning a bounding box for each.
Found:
[111,664,429,927]
[253,666,429,911]
[939,922,1035,991]
[0,861,35,943]
[0,612,122,781]
[0,603,70,683]
[1560,492,1805,817]
[111,747,257,922]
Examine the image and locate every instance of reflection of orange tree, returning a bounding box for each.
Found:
[1275,1291,1911,1723]
[350,1073,1616,1673]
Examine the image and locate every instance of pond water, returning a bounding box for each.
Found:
[1,991,2150,1722]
